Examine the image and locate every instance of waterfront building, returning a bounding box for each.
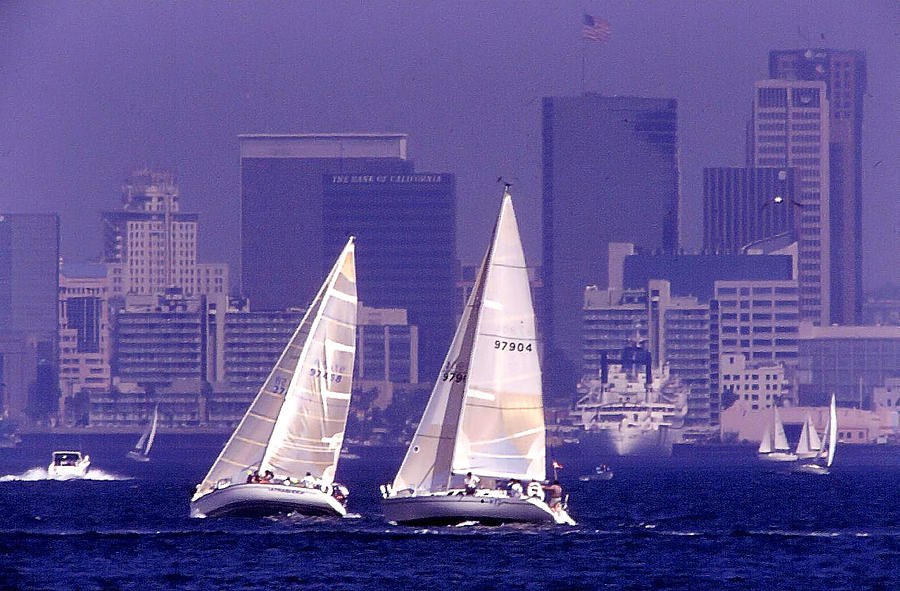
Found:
[703,167,798,253]
[0,213,60,421]
[747,80,831,326]
[101,170,228,298]
[58,263,112,421]
[583,280,710,426]
[710,279,800,421]
[769,49,866,325]
[797,324,900,408]
[542,94,679,399]
[863,296,900,326]
[719,352,791,411]
[720,402,891,445]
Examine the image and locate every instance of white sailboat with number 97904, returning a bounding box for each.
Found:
[380,188,575,526]
[190,237,358,518]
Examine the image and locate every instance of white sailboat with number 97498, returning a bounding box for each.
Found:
[380,187,575,526]
[190,238,358,518]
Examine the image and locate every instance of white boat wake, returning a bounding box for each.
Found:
[0,467,132,482]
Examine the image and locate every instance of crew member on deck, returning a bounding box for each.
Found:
[464,472,480,495]
[543,480,563,512]
[300,472,317,488]
[508,478,524,498]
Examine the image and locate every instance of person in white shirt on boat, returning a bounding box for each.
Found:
[300,472,317,488]
[507,478,524,499]
[464,472,480,495]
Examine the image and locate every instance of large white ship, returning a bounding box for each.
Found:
[572,350,688,457]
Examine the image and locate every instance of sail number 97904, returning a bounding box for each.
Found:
[494,340,533,352]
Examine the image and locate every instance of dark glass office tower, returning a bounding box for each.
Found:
[769,49,866,325]
[541,95,679,399]
[0,214,60,420]
[323,173,456,381]
[240,134,413,311]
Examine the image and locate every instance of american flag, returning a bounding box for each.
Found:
[582,14,611,43]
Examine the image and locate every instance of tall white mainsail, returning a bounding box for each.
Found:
[451,194,545,481]
[826,393,837,467]
[390,190,545,492]
[194,238,357,498]
[144,404,159,456]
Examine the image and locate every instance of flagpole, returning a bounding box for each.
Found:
[581,39,586,94]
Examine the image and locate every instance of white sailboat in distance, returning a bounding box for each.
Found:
[126,403,159,462]
[191,237,358,518]
[380,187,575,526]
[795,394,837,475]
[757,406,797,463]
[793,412,823,461]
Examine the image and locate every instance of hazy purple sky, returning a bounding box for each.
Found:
[1,2,897,289]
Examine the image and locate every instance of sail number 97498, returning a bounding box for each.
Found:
[494,340,533,352]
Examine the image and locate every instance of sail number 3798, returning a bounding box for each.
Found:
[494,340,533,352]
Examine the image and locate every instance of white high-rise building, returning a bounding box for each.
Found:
[101,170,226,297]
[749,80,830,326]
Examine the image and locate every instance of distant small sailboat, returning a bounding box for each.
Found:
[127,404,159,462]
[758,407,797,462]
[793,412,822,460]
[380,187,575,526]
[795,394,837,475]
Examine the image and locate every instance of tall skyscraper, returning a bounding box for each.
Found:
[703,167,798,253]
[747,80,830,326]
[769,49,866,325]
[240,134,456,380]
[240,134,413,311]
[323,173,456,380]
[0,214,60,420]
[542,94,680,397]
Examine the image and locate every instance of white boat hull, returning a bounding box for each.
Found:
[579,425,679,457]
[47,458,90,479]
[190,483,347,518]
[126,451,150,462]
[793,463,829,475]
[758,452,798,462]
[382,492,575,526]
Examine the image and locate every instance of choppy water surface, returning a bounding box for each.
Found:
[0,436,897,590]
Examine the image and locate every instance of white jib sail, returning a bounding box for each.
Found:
[391,250,486,493]
[806,414,822,452]
[826,394,837,467]
[451,192,546,482]
[193,238,356,498]
[773,407,790,451]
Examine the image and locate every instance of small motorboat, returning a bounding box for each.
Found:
[579,466,614,481]
[48,451,90,479]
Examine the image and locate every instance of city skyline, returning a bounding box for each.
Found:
[1,2,896,292]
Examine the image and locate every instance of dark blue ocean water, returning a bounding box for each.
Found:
[0,435,897,590]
